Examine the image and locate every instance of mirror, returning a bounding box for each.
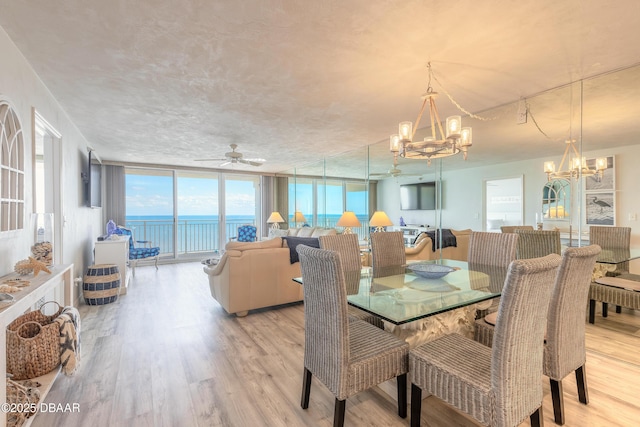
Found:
[542,179,571,220]
[485,177,524,232]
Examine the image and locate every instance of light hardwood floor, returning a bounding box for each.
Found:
[32,262,640,427]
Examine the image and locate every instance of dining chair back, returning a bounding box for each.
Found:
[468,231,518,318]
[515,229,561,259]
[468,231,518,266]
[297,245,409,427]
[589,226,631,319]
[410,254,562,427]
[589,226,630,275]
[500,225,534,233]
[474,245,601,425]
[319,234,383,328]
[370,231,406,278]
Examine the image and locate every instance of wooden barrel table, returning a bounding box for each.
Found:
[83,264,121,305]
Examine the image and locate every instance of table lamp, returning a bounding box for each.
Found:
[266,212,285,229]
[293,211,307,227]
[336,211,361,234]
[369,211,393,232]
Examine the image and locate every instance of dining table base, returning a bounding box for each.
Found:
[377,303,480,400]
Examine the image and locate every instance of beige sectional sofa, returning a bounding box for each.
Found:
[405,229,471,262]
[203,227,336,316]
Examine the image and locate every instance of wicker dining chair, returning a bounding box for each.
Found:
[474,245,601,425]
[370,231,406,278]
[296,245,409,427]
[515,229,562,259]
[500,225,534,233]
[468,231,518,318]
[410,254,562,427]
[589,226,631,317]
[319,234,384,329]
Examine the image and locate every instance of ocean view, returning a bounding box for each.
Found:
[124,214,369,255]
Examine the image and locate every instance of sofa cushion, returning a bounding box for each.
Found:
[267,228,289,239]
[226,238,283,251]
[282,236,320,263]
[311,228,337,237]
[296,227,315,237]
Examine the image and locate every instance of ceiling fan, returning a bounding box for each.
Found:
[369,156,419,179]
[195,144,265,167]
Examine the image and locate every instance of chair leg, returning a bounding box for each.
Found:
[154,255,159,270]
[575,365,589,405]
[411,383,422,427]
[530,406,543,427]
[588,299,596,324]
[616,305,622,313]
[334,398,346,427]
[301,368,312,409]
[397,374,407,418]
[131,260,137,277]
[602,302,608,317]
[550,378,565,425]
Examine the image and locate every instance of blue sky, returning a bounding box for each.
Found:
[126,173,367,218]
[126,174,257,216]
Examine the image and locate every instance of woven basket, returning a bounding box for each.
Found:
[6,302,62,380]
[83,264,120,305]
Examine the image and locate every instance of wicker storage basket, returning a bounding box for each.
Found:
[6,302,62,380]
[83,264,120,305]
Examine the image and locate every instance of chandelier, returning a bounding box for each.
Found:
[389,63,472,166]
[543,139,607,181]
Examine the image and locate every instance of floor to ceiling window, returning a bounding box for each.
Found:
[289,177,369,238]
[125,168,260,259]
[125,169,175,255]
[223,175,260,241]
[177,171,219,254]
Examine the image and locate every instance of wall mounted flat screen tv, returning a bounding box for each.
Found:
[87,150,102,208]
[400,182,437,210]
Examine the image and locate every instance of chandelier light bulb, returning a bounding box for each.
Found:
[389,134,401,153]
[446,116,461,138]
[399,121,413,142]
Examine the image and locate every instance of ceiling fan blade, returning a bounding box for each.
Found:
[238,159,263,167]
[194,158,227,162]
[219,161,232,167]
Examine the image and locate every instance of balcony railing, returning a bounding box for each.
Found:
[125,218,256,256]
[125,215,372,258]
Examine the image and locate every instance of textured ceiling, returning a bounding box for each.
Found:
[1,0,640,176]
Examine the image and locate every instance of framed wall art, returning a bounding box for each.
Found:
[585,156,615,191]
[585,191,615,226]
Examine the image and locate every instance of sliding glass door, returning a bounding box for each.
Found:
[223,175,260,241]
[177,171,219,254]
[125,167,260,259]
[125,169,175,255]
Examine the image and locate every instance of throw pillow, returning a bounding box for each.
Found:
[268,228,289,239]
[282,236,320,264]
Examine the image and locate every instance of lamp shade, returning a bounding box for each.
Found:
[337,211,361,234]
[293,211,307,223]
[337,211,361,228]
[369,211,393,227]
[267,212,285,224]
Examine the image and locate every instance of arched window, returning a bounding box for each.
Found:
[0,99,25,232]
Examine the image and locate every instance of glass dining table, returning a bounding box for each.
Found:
[294,259,509,348]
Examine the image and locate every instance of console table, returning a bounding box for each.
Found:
[0,263,74,427]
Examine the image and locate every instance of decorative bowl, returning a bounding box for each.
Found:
[407,263,456,279]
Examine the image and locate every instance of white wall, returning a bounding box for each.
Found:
[378,144,640,269]
[0,27,102,303]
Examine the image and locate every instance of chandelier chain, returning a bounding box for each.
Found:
[429,66,497,121]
